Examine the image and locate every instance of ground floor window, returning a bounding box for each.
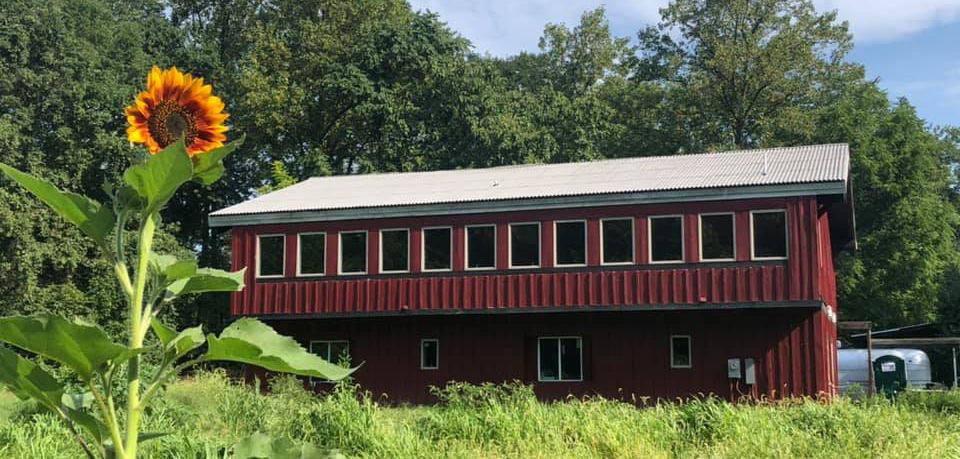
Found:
[538,337,582,381]
[310,340,350,383]
[421,339,439,370]
[670,335,692,368]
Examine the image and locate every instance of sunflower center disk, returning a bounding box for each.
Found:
[148,100,198,149]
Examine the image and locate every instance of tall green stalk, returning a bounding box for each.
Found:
[122,214,156,459]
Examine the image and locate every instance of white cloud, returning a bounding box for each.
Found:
[814,0,960,43]
[408,0,960,56]
[409,0,665,56]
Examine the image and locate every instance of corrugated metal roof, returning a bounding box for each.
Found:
[211,144,849,217]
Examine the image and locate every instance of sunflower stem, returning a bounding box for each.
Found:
[123,213,156,459]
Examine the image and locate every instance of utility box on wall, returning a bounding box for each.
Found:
[727,358,741,379]
[744,358,756,385]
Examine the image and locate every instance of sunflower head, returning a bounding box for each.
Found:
[125,66,228,156]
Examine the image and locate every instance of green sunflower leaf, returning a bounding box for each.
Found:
[0,345,64,412]
[0,315,136,380]
[124,139,194,218]
[167,267,245,296]
[148,252,199,284]
[0,163,115,247]
[61,392,95,411]
[193,135,245,186]
[202,318,354,381]
[151,319,205,361]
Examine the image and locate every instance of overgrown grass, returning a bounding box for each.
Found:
[1,371,959,458]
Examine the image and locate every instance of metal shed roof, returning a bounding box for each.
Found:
[209,143,850,227]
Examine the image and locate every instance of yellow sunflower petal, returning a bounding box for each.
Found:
[147,66,163,99]
[135,98,152,117]
[127,65,228,155]
[127,126,147,143]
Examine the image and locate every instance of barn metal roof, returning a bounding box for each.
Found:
[210,143,849,226]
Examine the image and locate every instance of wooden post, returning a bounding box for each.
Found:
[866,327,875,397]
[953,346,958,389]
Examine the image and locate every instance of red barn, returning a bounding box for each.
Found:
[209,144,855,402]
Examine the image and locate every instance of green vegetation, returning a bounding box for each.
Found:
[1,0,957,334]
[1,372,959,458]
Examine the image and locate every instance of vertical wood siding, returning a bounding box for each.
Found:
[230,197,830,316]
[251,308,835,403]
[229,195,842,400]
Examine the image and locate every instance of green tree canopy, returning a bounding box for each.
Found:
[1,0,958,331]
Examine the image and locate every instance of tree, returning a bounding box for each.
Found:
[490,8,635,163]
[537,7,631,97]
[635,0,853,149]
[0,0,189,334]
[821,92,960,326]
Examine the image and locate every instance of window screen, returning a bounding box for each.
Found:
[340,232,367,274]
[538,337,582,381]
[752,211,787,258]
[555,221,586,266]
[298,233,325,275]
[671,336,691,368]
[650,216,684,262]
[466,225,496,269]
[421,339,439,369]
[258,235,284,277]
[510,223,540,267]
[423,227,452,270]
[601,219,634,264]
[380,229,409,272]
[700,214,734,261]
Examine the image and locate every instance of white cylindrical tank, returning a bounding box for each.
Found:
[838,348,932,393]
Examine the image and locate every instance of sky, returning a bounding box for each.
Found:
[407,0,960,128]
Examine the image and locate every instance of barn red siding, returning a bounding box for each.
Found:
[230,195,842,400]
[236,266,800,316]
[230,197,828,316]
[251,308,836,403]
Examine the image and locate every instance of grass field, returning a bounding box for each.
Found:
[1,371,959,458]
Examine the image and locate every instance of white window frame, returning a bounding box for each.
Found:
[749,209,789,261]
[379,228,410,274]
[508,222,541,269]
[698,212,736,262]
[648,215,685,264]
[338,230,368,275]
[296,232,326,277]
[256,234,285,279]
[420,338,439,370]
[465,224,497,271]
[670,335,692,369]
[309,340,350,384]
[553,220,587,267]
[421,226,454,272]
[600,217,635,265]
[537,336,583,382]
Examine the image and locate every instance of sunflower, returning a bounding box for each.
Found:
[125,66,228,156]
